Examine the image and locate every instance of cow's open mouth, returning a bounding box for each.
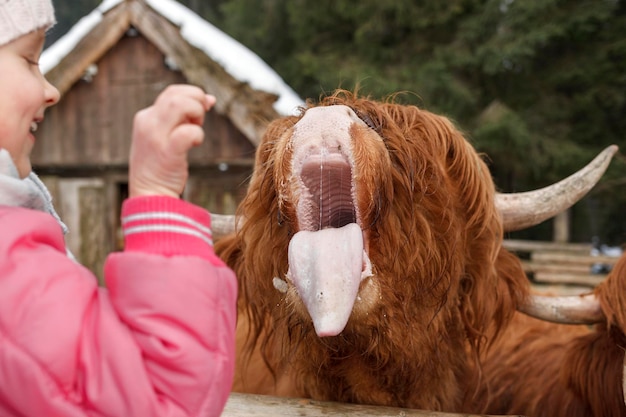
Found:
[298,154,357,231]
[287,151,373,337]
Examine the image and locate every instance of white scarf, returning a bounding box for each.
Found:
[0,149,73,257]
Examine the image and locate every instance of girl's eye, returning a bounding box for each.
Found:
[23,56,39,66]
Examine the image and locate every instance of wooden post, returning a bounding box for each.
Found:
[79,185,107,284]
[553,210,570,243]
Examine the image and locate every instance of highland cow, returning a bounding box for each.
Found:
[213,90,621,417]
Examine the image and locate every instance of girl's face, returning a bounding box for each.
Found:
[0,29,60,178]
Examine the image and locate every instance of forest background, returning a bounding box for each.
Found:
[47,0,626,246]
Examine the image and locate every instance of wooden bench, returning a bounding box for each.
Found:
[503,239,619,293]
[223,393,522,416]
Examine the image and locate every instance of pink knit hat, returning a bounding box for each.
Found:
[0,0,55,47]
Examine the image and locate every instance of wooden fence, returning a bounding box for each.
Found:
[503,239,619,294]
[222,393,522,417]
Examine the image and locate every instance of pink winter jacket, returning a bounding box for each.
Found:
[0,196,237,416]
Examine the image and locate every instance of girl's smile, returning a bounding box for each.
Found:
[0,28,59,178]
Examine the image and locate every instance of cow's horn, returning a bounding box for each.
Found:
[496,145,618,232]
[210,213,237,239]
[518,293,603,325]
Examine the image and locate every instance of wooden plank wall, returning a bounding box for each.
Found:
[33,30,256,168]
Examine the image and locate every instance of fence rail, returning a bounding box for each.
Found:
[222,393,522,417]
[503,239,619,292]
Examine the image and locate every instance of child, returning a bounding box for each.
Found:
[0,1,238,416]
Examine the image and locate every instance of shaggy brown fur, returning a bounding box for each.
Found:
[215,90,624,415]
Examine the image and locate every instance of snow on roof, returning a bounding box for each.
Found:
[41,0,304,116]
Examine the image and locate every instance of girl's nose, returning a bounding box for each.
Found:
[44,78,60,107]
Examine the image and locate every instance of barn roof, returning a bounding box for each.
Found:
[40,0,304,145]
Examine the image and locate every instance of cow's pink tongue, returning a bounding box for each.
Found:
[286,223,363,337]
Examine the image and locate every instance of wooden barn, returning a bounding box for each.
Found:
[34,0,303,279]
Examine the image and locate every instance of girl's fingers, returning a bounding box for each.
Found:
[157,97,205,129]
[170,124,205,153]
[129,85,215,198]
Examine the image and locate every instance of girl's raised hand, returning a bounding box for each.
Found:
[128,85,216,198]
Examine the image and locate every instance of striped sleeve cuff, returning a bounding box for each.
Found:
[121,196,222,263]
